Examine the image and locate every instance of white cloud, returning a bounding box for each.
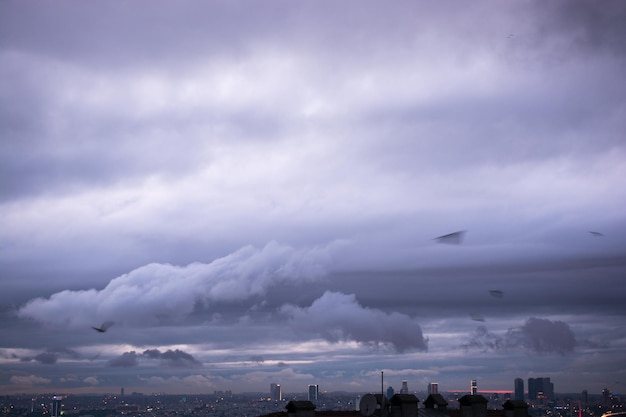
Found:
[10,374,51,386]
[17,241,335,328]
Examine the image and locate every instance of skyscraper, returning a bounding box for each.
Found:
[428,382,439,395]
[308,384,319,401]
[514,378,524,401]
[51,396,62,417]
[528,377,554,401]
[400,380,409,394]
[270,383,282,401]
[471,379,478,395]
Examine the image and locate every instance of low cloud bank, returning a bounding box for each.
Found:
[17,241,335,328]
[282,291,428,352]
[465,317,577,354]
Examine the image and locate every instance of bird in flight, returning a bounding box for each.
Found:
[435,230,466,245]
[92,321,114,333]
[588,231,604,237]
[489,290,504,298]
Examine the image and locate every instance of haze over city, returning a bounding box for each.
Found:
[1,0,625,397]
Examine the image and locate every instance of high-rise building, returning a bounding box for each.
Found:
[308,384,319,401]
[514,378,524,401]
[121,387,125,397]
[528,377,554,401]
[471,379,478,395]
[270,383,282,401]
[581,390,588,406]
[428,382,439,395]
[400,380,409,394]
[386,386,395,399]
[51,396,62,417]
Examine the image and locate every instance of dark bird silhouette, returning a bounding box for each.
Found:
[92,321,114,333]
[434,230,466,245]
[489,290,504,298]
[470,312,485,322]
[588,231,604,237]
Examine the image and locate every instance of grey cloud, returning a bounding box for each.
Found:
[511,317,577,354]
[282,291,428,352]
[143,349,201,368]
[108,351,139,368]
[464,318,577,355]
[19,348,81,365]
[142,349,162,360]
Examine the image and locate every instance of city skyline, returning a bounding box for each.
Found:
[1,0,626,396]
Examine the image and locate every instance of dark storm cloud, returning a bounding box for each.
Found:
[108,351,139,368]
[19,348,81,365]
[282,291,428,352]
[512,317,577,354]
[464,317,577,355]
[143,349,201,368]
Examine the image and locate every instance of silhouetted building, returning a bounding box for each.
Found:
[503,400,529,417]
[471,380,478,395]
[424,394,449,411]
[459,395,488,417]
[401,380,409,394]
[581,390,588,406]
[528,377,553,401]
[51,396,62,417]
[429,383,439,395]
[388,386,396,399]
[390,394,418,417]
[286,400,315,417]
[514,378,524,401]
[271,383,282,401]
[308,384,319,401]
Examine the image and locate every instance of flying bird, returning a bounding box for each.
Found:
[435,230,466,245]
[489,290,504,298]
[588,231,604,237]
[91,321,114,333]
[470,313,485,322]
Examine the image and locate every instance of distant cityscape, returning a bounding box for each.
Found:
[1,378,623,417]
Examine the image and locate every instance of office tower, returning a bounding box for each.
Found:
[308,384,319,401]
[51,396,62,417]
[270,383,282,401]
[400,380,409,394]
[528,378,538,400]
[514,378,524,401]
[428,383,439,395]
[471,379,478,395]
[387,386,395,399]
[581,390,588,406]
[528,377,554,401]
[121,387,125,397]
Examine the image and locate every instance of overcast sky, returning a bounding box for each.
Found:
[1,0,626,397]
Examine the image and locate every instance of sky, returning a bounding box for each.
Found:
[1,0,626,397]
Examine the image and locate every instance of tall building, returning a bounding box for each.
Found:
[581,390,588,406]
[386,386,395,399]
[471,379,478,395]
[400,380,409,394]
[428,382,439,395]
[270,383,282,401]
[308,384,319,401]
[528,377,554,401]
[514,378,524,401]
[51,396,62,417]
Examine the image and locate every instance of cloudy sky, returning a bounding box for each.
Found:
[1,0,626,397]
